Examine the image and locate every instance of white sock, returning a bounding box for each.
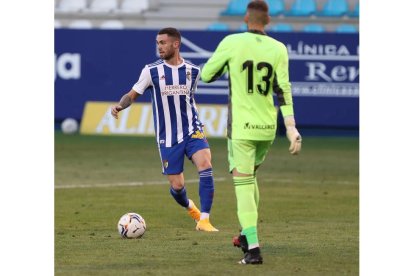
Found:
[200,212,209,220]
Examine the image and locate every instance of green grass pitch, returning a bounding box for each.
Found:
[55,132,359,275]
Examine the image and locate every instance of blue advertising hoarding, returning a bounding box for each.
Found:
[55,29,359,128]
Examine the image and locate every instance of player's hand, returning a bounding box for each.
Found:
[284,116,302,155]
[111,105,123,119]
[286,126,302,155]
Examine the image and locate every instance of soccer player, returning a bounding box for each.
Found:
[201,0,302,264]
[111,27,218,232]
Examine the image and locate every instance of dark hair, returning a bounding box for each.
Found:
[246,0,269,25]
[247,0,269,13]
[158,27,181,42]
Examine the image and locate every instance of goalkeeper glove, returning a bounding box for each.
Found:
[284,116,302,155]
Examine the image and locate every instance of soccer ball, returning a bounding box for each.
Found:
[61,118,78,134]
[117,213,146,239]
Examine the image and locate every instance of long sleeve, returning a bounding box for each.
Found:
[201,38,231,83]
[273,44,294,117]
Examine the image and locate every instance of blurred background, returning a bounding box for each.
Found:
[54,0,359,137]
[54,0,359,32]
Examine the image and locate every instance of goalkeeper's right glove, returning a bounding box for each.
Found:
[284,116,302,155]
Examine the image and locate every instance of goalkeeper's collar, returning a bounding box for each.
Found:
[248,29,266,36]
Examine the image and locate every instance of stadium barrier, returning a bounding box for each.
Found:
[55,29,359,131]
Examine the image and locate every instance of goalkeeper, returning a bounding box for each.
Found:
[201,0,302,265]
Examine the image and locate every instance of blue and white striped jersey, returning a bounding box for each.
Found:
[132,59,203,148]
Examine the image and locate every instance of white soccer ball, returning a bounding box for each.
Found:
[61,118,78,134]
[117,213,146,239]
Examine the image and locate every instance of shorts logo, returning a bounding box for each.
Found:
[191,130,205,139]
[163,160,169,168]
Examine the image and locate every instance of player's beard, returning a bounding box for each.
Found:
[160,47,175,61]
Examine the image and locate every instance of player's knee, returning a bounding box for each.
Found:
[197,159,212,171]
[170,182,184,190]
[169,177,184,190]
[232,167,253,177]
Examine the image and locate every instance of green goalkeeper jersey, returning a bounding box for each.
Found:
[201,31,294,140]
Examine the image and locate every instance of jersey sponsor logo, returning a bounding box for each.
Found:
[161,85,190,96]
[244,122,275,130]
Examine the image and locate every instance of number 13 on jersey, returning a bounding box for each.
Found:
[242,60,273,96]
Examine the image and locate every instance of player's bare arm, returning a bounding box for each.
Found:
[111,89,140,119]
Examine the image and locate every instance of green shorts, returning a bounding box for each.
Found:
[227,139,274,174]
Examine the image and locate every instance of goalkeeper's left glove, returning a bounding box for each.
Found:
[284,116,302,155]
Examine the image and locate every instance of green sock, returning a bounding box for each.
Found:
[253,175,260,211]
[243,226,259,249]
[234,176,259,248]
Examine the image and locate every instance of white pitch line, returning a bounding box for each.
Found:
[55,177,357,189]
[55,177,227,189]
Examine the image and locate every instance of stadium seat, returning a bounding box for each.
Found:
[319,0,348,17]
[286,0,317,16]
[349,2,359,17]
[207,22,230,31]
[266,0,285,16]
[335,24,358,33]
[58,0,88,12]
[221,0,250,16]
[221,0,285,16]
[100,20,124,29]
[68,20,93,29]
[302,23,325,33]
[269,23,293,32]
[89,0,118,13]
[119,0,149,13]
